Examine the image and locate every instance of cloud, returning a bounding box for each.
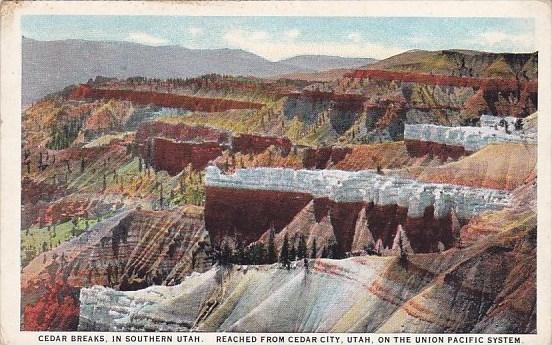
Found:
[187,26,204,37]
[126,32,168,46]
[223,28,403,60]
[472,30,534,51]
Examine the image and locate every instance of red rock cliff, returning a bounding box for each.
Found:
[347,69,537,92]
[205,187,461,255]
[302,146,352,169]
[231,134,292,155]
[404,139,470,161]
[70,85,264,112]
[151,137,223,175]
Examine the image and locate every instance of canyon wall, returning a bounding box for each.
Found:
[231,134,293,155]
[21,206,211,330]
[150,138,223,175]
[404,122,536,154]
[302,146,352,169]
[79,210,535,333]
[204,167,511,253]
[135,121,296,174]
[70,85,264,112]
[347,69,537,92]
[75,163,538,333]
[135,121,230,146]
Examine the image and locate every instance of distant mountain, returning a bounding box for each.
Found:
[361,49,538,79]
[22,38,377,105]
[20,38,296,105]
[278,55,377,72]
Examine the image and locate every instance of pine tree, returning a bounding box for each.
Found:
[328,241,340,259]
[279,234,290,269]
[234,241,245,265]
[321,245,328,258]
[248,244,256,264]
[257,243,266,265]
[221,242,232,266]
[266,227,277,264]
[290,242,297,262]
[250,243,265,265]
[297,235,307,259]
[242,245,251,264]
[159,183,164,209]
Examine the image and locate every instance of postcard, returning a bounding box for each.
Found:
[1,1,551,345]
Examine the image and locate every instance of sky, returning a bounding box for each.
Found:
[21,16,535,61]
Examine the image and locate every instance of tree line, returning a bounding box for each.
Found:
[215,231,342,268]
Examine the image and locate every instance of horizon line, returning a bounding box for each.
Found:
[22,36,539,62]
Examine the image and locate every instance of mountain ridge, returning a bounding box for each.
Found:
[361,49,538,79]
[22,37,376,104]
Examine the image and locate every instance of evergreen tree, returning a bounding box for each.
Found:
[266,227,277,264]
[235,241,245,265]
[279,234,290,269]
[221,242,232,266]
[329,241,340,259]
[257,243,267,265]
[297,235,307,259]
[290,242,297,262]
[159,183,164,209]
[321,245,328,258]
[249,244,257,264]
[242,245,251,264]
[250,243,266,265]
[515,119,524,131]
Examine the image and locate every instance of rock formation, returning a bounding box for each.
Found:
[346,69,537,92]
[149,138,223,175]
[79,173,536,333]
[350,207,375,253]
[135,121,231,146]
[78,199,536,333]
[21,206,211,330]
[404,122,536,154]
[409,142,537,190]
[71,85,264,112]
[205,166,511,254]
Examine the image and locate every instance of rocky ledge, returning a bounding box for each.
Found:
[404,118,536,153]
[205,166,510,220]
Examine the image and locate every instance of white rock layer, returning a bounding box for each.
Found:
[404,121,536,152]
[206,166,511,220]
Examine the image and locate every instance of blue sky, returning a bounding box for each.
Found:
[21,16,535,61]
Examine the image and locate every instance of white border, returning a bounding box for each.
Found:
[1,2,551,345]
